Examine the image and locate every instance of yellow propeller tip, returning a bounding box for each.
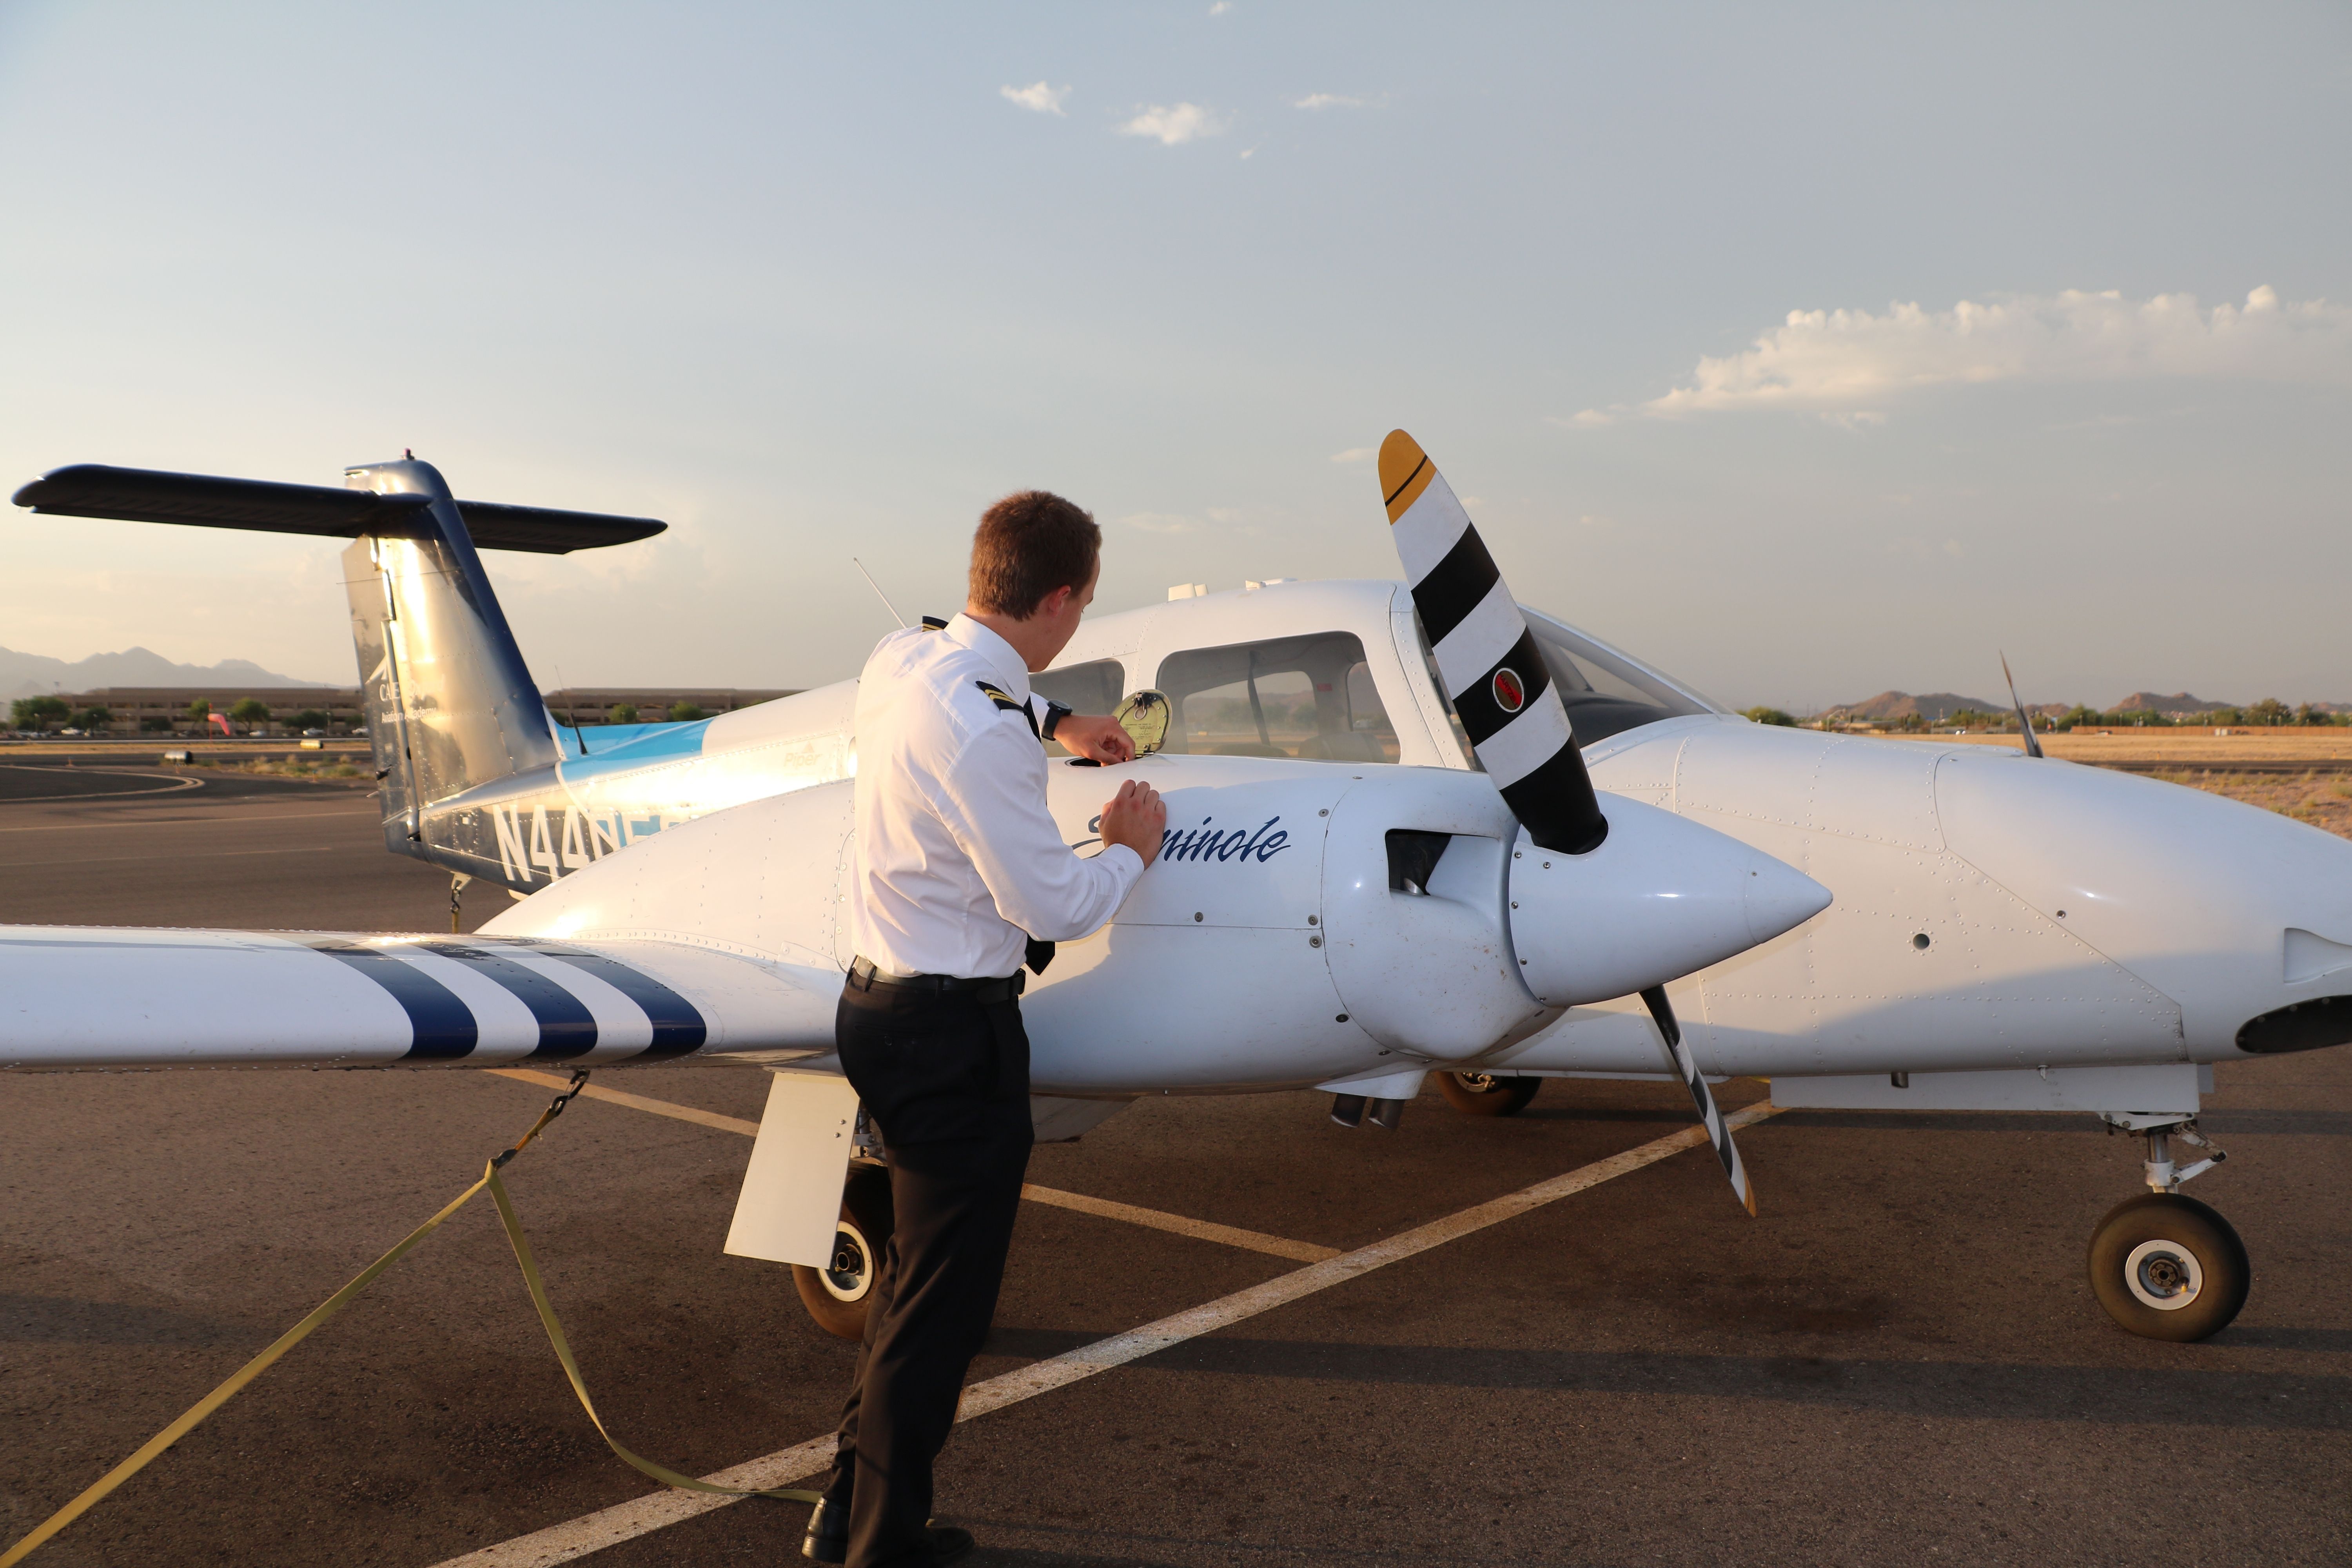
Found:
[1377,430,1434,520]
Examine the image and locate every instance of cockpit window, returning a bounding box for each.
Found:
[1154,633,1399,763]
[1520,610,1722,742]
[1031,659,1126,757]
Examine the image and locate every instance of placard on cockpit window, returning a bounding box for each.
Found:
[1152,633,1400,764]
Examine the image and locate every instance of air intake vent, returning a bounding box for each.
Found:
[1386,830,1450,895]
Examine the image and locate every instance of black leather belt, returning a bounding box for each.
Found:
[847,955,1025,1004]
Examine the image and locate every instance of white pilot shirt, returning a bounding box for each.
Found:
[847,613,1145,979]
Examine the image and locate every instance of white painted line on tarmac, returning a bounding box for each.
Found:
[425,1101,1782,1568]
[484,1069,1335,1258]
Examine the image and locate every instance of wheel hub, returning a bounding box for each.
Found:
[821,1222,874,1303]
[2124,1238,2203,1310]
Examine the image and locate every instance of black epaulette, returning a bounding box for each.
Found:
[976,681,1040,738]
[920,615,948,630]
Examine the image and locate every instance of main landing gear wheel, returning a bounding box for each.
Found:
[1439,1071,1541,1117]
[793,1161,893,1341]
[2087,1193,2250,1342]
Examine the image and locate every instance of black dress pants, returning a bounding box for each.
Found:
[825,978,1034,1568]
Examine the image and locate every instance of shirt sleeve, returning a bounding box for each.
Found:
[1025,692,1071,740]
[923,715,1145,943]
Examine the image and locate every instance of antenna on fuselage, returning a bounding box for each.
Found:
[552,662,589,755]
[852,557,909,629]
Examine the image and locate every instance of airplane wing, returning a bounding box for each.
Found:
[0,927,837,1071]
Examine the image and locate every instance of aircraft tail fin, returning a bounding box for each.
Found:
[339,458,562,846]
[13,458,668,858]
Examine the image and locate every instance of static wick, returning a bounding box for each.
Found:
[853,558,909,629]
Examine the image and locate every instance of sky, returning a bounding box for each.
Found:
[1,1,2346,711]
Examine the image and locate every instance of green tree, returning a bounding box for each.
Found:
[2057,705,2102,731]
[1740,706,1797,726]
[68,706,113,731]
[287,708,331,731]
[1896,712,1928,733]
[608,703,639,724]
[668,701,708,723]
[227,698,272,728]
[139,715,174,732]
[2247,697,2292,727]
[187,699,213,726]
[13,695,69,730]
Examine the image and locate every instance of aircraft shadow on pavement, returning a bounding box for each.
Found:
[978,1329,2350,1432]
[1771,1107,2352,1136]
[0,1292,234,1346]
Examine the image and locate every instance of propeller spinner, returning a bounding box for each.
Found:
[1377,428,1763,1215]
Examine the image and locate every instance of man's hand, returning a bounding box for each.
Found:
[1056,712,1135,765]
[1099,779,1166,866]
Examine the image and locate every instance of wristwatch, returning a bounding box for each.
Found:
[1038,700,1073,742]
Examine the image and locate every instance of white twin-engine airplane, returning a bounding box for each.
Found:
[11,432,2352,1347]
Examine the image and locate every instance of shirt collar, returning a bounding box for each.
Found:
[943,613,1032,701]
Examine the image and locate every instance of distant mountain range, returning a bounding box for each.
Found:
[1829,688,2348,722]
[2110,691,2235,716]
[1,644,332,702]
[1834,691,2007,723]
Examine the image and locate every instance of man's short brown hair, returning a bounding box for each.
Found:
[968,490,1101,618]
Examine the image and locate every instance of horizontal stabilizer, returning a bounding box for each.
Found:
[11,463,665,554]
[0,927,837,1071]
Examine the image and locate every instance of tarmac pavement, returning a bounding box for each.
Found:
[2,772,2347,1566]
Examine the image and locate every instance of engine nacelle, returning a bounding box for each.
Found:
[1506,795,1831,1008]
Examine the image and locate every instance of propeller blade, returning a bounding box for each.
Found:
[2000,652,2044,759]
[1378,430,1607,855]
[1639,985,1757,1216]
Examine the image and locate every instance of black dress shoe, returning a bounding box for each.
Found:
[802,1501,973,1565]
[802,1498,849,1563]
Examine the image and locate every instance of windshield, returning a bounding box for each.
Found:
[1519,610,1722,743]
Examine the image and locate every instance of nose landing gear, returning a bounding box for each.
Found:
[1437,1071,1541,1117]
[2087,1117,2248,1342]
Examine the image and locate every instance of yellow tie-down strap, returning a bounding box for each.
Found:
[0,1076,815,1568]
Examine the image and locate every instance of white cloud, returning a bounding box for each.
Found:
[1000,82,1069,116]
[1209,2,1231,14]
[1122,512,1196,534]
[1328,446,1374,464]
[1611,287,2352,420]
[1117,103,1224,145]
[1293,93,1363,110]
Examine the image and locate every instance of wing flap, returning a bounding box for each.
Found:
[0,928,835,1071]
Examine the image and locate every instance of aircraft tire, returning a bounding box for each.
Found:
[793,1160,895,1341]
[2087,1192,2249,1342]
[1438,1072,1541,1117]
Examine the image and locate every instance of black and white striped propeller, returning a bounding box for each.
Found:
[1378,428,1757,1216]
